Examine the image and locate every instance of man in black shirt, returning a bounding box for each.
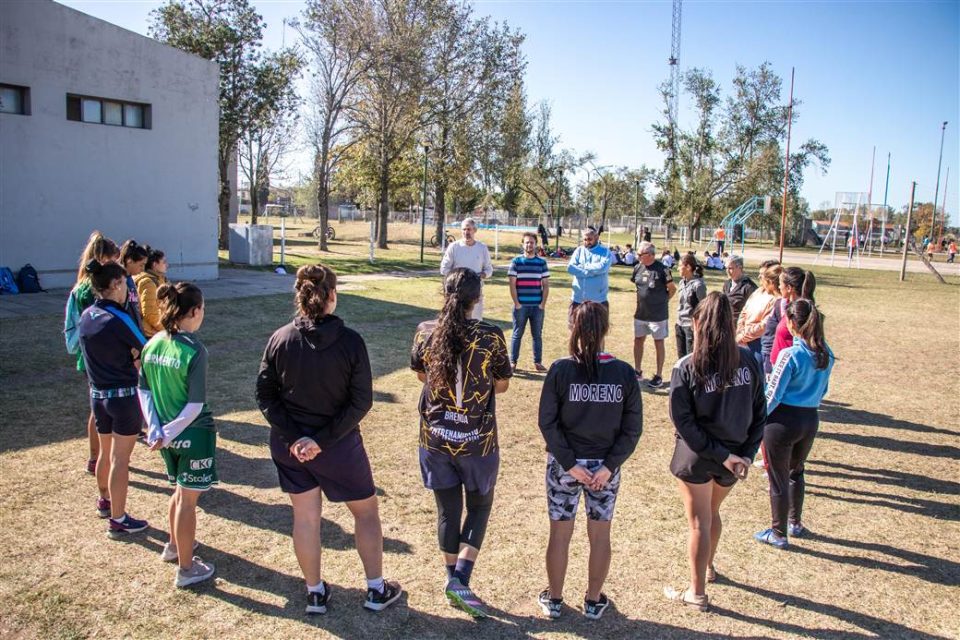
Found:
[722,255,757,317]
[631,242,676,388]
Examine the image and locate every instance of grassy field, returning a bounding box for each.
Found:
[1,255,958,639]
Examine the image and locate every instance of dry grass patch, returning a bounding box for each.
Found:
[0,262,957,639]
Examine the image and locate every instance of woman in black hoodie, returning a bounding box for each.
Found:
[256,264,401,615]
[664,292,766,611]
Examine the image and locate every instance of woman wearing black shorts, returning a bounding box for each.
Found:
[76,260,148,537]
[410,268,512,618]
[664,292,766,611]
[754,299,834,549]
[256,264,401,615]
[537,302,642,620]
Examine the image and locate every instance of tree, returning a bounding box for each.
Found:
[519,102,577,219]
[238,49,302,224]
[295,0,372,250]
[151,0,267,249]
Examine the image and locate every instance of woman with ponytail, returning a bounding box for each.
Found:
[135,246,169,337]
[675,253,707,358]
[76,259,148,537]
[65,231,120,473]
[256,264,401,615]
[138,282,216,588]
[765,267,816,372]
[119,239,148,330]
[410,268,512,618]
[536,302,642,620]
[664,292,766,611]
[754,298,834,550]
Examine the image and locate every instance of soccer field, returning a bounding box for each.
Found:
[0,261,957,639]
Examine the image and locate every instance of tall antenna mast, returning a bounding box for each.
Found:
[668,0,682,156]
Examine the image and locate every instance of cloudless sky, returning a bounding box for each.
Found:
[61,0,959,217]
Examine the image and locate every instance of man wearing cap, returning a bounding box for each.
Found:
[631,241,676,389]
[566,226,612,324]
[440,218,494,319]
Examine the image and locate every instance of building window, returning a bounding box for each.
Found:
[0,84,30,115]
[66,94,150,129]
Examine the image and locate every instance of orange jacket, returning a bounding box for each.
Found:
[134,270,168,337]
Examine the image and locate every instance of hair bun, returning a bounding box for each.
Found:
[85,258,102,274]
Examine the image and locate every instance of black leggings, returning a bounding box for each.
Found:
[433,486,495,554]
[675,324,694,359]
[764,404,819,537]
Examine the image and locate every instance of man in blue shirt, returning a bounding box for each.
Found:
[508,232,551,372]
[567,226,612,326]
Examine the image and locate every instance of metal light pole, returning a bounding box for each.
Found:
[778,67,795,264]
[900,181,916,282]
[419,145,429,263]
[556,169,563,251]
[931,121,947,243]
[880,152,890,255]
[634,179,641,241]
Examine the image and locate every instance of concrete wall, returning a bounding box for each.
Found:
[0,0,219,288]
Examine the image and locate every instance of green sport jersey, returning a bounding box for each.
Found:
[139,331,214,431]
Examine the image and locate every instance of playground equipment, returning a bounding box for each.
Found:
[716,196,772,256]
[815,192,866,268]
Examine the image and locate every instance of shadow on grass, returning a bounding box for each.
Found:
[805,482,959,522]
[820,400,958,437]
[717,576,950,639]
[816,429,960,460]
[806,460,960,496]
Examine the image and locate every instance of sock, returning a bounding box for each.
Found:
[366,577,385,593]
[306,581,325,595]
[453,558,475,587]
[110,514,126,524]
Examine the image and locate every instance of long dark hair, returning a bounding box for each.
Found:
[120,239,148,267]
[145,245,166,271]
[781,266,816,302]
[427,269,482,391]
[568,302,609,380]
[84,259,126,295]
[690,292,739,389]
[157,282,204,334]
[680,253,703,278]
[295,264,337,322]
[786,298,831,369]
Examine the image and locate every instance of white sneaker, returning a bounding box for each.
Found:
[160,539,200,563]
[175,557,215,588]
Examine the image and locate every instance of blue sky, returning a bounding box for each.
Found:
[62,0,958,217]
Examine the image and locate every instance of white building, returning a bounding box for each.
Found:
[0,0,220,288]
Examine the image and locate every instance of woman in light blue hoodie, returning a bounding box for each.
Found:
[754,298,834,549]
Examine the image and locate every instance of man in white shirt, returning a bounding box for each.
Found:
[439,218,494,319]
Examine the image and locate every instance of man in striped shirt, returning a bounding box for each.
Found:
[508,232,550,372]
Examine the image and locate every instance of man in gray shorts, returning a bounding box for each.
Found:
[631,242,676,388]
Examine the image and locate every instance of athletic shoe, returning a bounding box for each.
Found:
[646,374,664,389]
[583,593,610,620]
[444,578,489,618]
[175,557,215,588]
[305,582,331,615]
[538,589,562,618]
[107,513,148,539]
[754,528,789,549]
[534,363,548,373]
[96,497,111,519]
[160,539,200,563]
[788,522,809,538]
[364,580,402,612]
[86,458,96,475]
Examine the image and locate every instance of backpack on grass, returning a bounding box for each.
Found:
[16,264,43,293]
[0,267,19,295]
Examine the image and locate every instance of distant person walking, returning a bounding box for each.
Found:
[754,299,834,550]
[675,254,707,359]
[508,232,550,372]
[947,240,957,263]
[77,259,148,537]
[722,255,757,317]
[664,292,766,611]
[567,226,613,323]
[631,241,676,388]
[714,227,726,254]
[736,262,781,365]
[439,218,493,320]
[411,268,512,618]
[135,246,169,337]
[257,265,402,614]
[537,302,642,620]
[139,282,217,587]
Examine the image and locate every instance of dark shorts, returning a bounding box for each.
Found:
[669,436,737,487]
[91,396,142,436]
[419,447,499,495]
[270,429,376,502]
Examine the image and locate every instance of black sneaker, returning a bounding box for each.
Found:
[364,580,402,612]
[538,589,562,618]
[584,593,610,620]
[646,374,663,389]
[306,582,331,615]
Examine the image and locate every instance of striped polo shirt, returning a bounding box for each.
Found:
[508,255,550,305]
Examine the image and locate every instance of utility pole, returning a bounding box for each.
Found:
[931,122,948,242]
[880,153,891,255]
[778,67,795,264]
[419,145,429,263]
[900,181,916,282]
[634,179,641,245]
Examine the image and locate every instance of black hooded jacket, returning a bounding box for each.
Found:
[256,315,373,449]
